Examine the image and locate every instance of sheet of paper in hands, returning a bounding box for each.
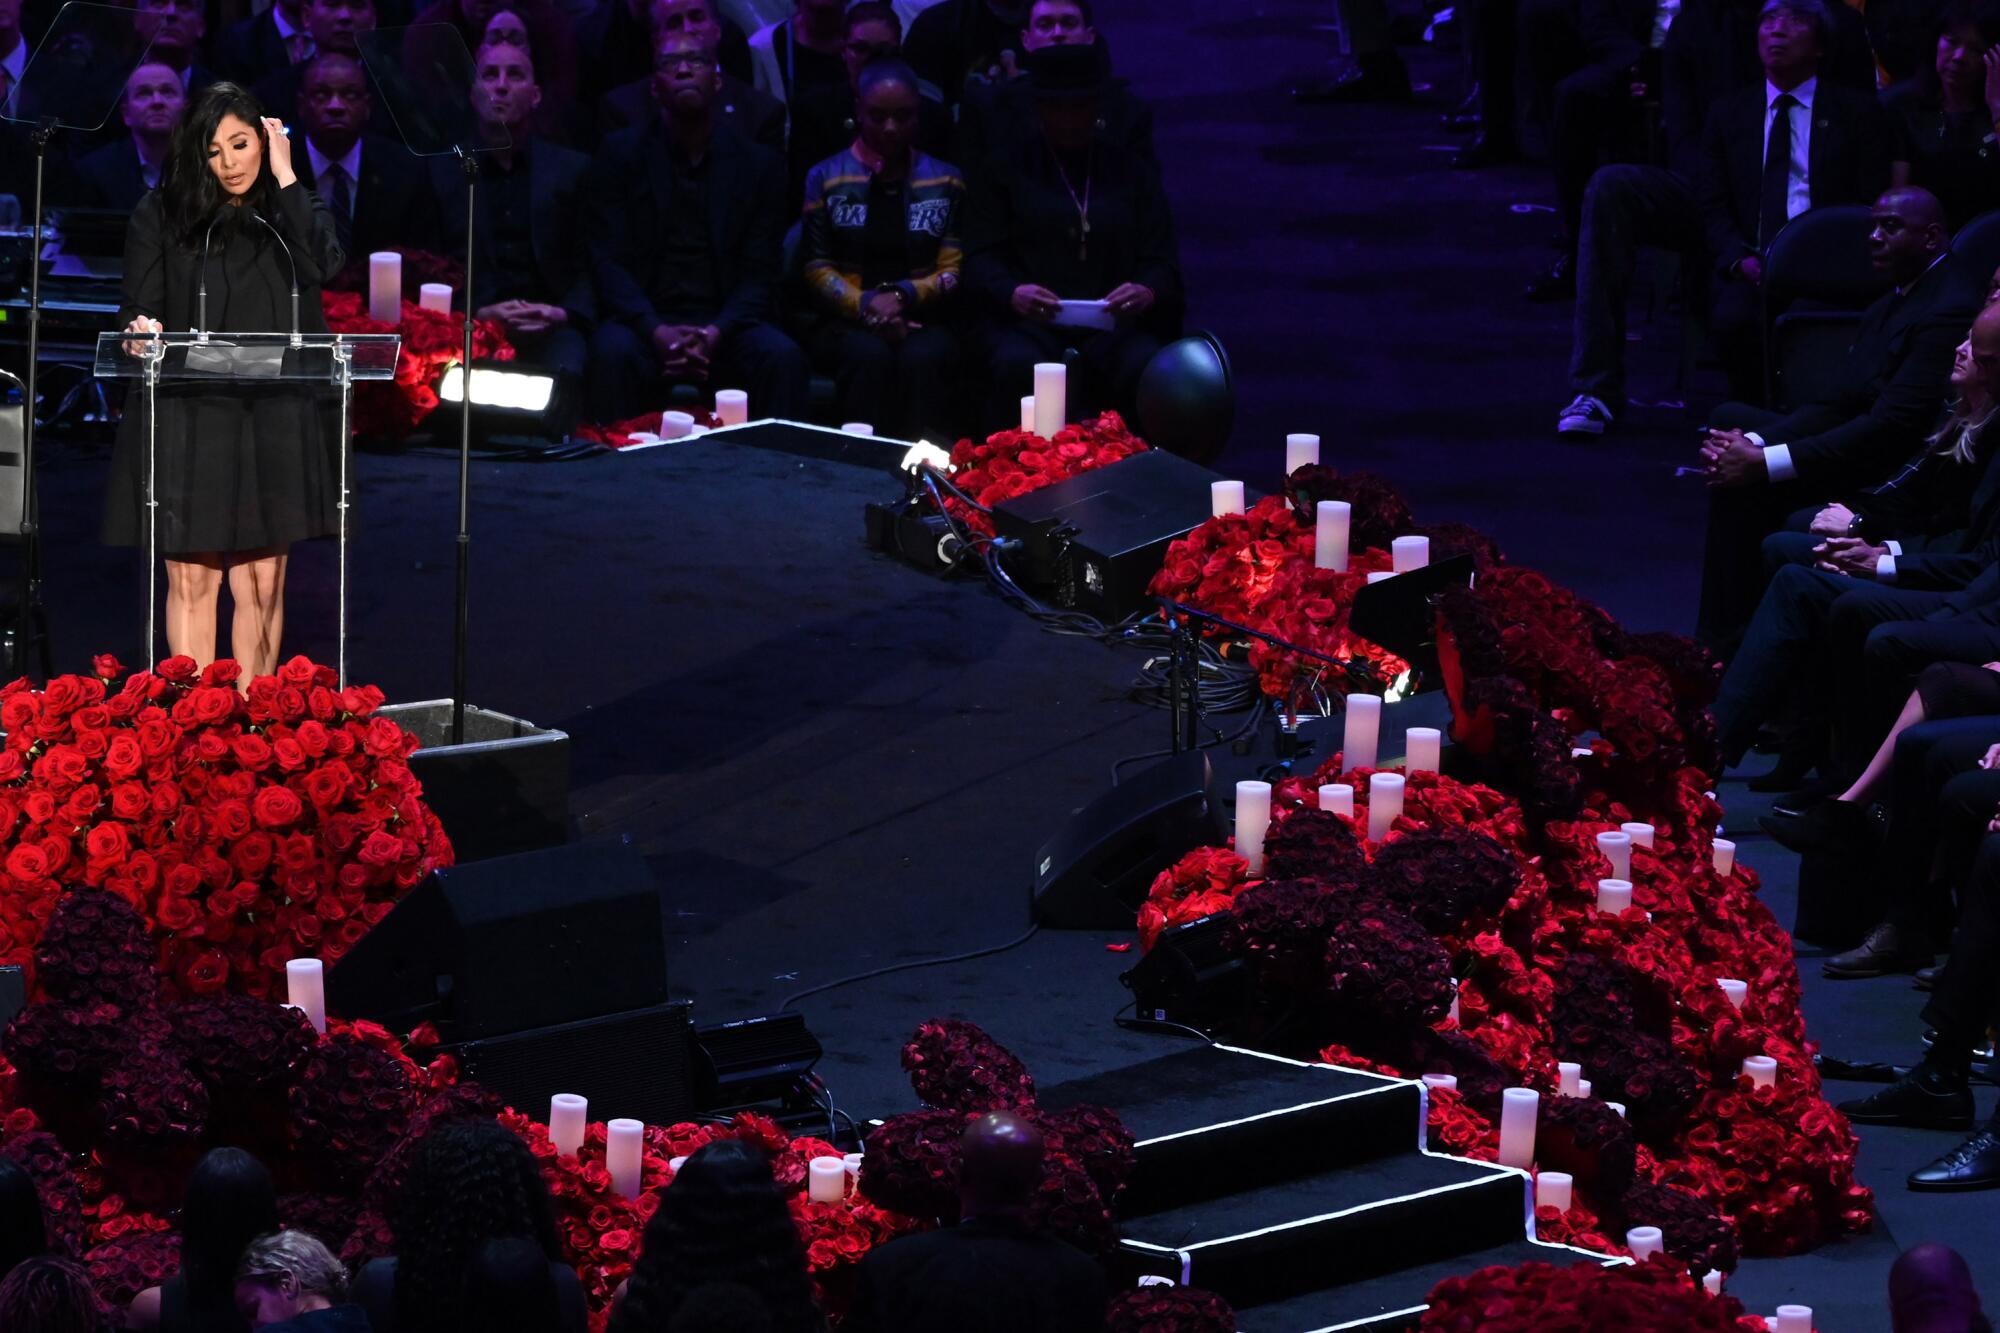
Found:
[1053,299,1115,331]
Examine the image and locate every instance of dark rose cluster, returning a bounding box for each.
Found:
[901,1018,1037,1115]
[1104,1285,1237,1333]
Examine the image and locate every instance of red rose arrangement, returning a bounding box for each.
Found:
[1104,1284,1238,1332]
[0,655,452,999]
[573,410,724,449]
[1421,1257,1770,1332]
[321,290,515,441]
[940,411,1149,537]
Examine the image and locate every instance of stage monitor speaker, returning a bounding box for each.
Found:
[327,837,667,1042]
[992,450,1247,623]
[1032,751,1226,929]
[1120,912,1247,1038]
[692,1013,824,1111]
[449,1001,696,1127]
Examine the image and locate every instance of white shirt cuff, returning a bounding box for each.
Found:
[1886,539,1903,556]
[1762,442,1794,482]
[1876,553,1898,582]
[1744,432,1765,447]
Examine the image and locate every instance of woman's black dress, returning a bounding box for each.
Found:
[103,180,346,555]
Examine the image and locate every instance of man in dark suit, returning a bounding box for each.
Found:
[593,0,782,145]
[73,61,181,212]
[577,0,753,104]
[255,0,375,125]
[431,42,594,413]
[586,33,807,423]
[211,0,314,85]
[292,53,440,258]
[1697,189,1979,651]
[845,1112,1105,1333]
[132,0,215,96]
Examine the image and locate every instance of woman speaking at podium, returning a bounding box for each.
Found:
[103,82,345,677]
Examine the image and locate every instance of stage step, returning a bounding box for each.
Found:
[1232,1238,1622,1332]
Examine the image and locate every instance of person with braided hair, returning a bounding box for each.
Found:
[0,1257,117,1333]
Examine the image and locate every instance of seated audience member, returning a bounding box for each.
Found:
[748,0,849,107]
[1890,1243,1991,1329]
[0,1158,47,1286]
[845,1112,1105,1333]
[293,53,440,256]
[608,1140,821,1333]
[354,1117,585,1333]
[129,1147,279,1333]
[801,59,965,442]
[905,0,1028,112]
[964,43,1181,432]
[596,0,783,146]
[407,0,580,142]
[1696,0,1894,405]
[578,0,752,102]
[462,1237,566,1333]
[430,42,593,404]
[212,0,316,86]
[1885,0,2000,229]
[0,1257,115,1333]
[233,1231,366,1332]
[1708,300,2000,772]
[788,4,950,211]
[955,0,1153,171]
[1696,188,1976,652]
[133,0,213,94]
[74,62,182,210]
[256,0,375,124]
[662,1284,777,1333]
[587,34,807,423]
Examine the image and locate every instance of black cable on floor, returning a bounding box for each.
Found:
[778,923,1043,1012]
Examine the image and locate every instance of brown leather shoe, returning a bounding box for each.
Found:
[1824,921,1935,980]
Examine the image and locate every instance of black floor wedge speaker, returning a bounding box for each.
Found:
[1032,750,1227,929]
[447,1001,697,1127]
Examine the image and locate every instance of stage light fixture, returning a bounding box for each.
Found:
[899,439,953,473]
[438,361,557,414]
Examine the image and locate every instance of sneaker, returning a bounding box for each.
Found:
[1557,395,1613,435]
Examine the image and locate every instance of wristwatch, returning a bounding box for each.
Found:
[1846,513,1865,536]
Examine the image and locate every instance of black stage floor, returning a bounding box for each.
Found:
[8,0,1982,1322]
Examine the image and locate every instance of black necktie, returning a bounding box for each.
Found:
[327,165,353,251]
[1758,92,1797,249]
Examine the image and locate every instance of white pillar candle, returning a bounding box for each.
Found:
[1497,1087,1539,1169]
[1743,1056,1778,1089]
[1719,978,1748,1009]
[1234,780,1273,876]
[808,1156,848,1204]
[1578,1079,1592,1099]
[1019,394,1036,433]
[1343,694,1382,771]
[1607,1101,1626,1118]
[1596,878,1633,915]
[1365,570,1395,584]
[1210,480,1246,517]
[606,1118,644,1199]
[714,389,749,425]
[1596,830,1633,880]
[1032,362,1067,437]
[1420,1073,1458,1092]
[285,959,326,1035]
[841,422,875,435]
[367,251,401,323]
[1536,1171,1573,1213]
[1704,1270,1724,1296]
[549,1094,587,1158]
[1285,432,1321,475]
[1318,783,1355,818]
[1558,1063,1582,1097]
[843,1152,864,1179]
[668,1156,688,1173]
[1775,1306,1812,1333]
[1367,772,1405,842]
[1448,985,1460,1025]
[1713,839,1737,876]
[1391,534,1431,572]
[1621,822,1655,849]
[661,410,695,439]
[1315,500,1351,572]
[418,282,451,313]
[1405,727,1442,775]
[1626,1226,1664,1262]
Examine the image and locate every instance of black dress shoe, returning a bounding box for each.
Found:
[1746,752,1818,793]
[1524,252,1574,302]
[1759,797,1869,856]
[1915,965,1940,991]
[1442,111,1481,132]
[1769,775,1847,817]
[1838,1065,1974,1129]
[1294,53,1412,103]
[1911,1126,2000,1191]
[1824,921,1936,979]
[1453,131,1520,170]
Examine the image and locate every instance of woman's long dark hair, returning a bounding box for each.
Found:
[391,1117,564,1333]
[161,81,283,249]
[608,1141,822,1333]
[461,1236,563,1333]
[178,1147,278,1311]
[0,1159,47,1286]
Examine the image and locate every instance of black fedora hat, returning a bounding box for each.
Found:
[1025,42,1114,99]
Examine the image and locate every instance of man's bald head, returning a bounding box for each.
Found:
[1869,188,1950,286]
[1890,1242,1986,1333]
[957,1112,1045,1216]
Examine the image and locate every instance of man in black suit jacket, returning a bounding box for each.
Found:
[1698,189,1980,651]
[211,0,314,85]
[594,0,782,146]
[844,1112,1105,1333]
[73,61,182,212]
[431,42,595,418]
[255,0,375,125]
[576,0,753,104]
[292,53,440,258]
[585,33,807,423]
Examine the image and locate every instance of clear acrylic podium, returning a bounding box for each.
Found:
[94,331,401,683]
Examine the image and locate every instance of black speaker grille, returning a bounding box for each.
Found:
[451,1002,697,1127]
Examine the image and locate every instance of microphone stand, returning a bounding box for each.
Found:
[1158,598,1387,757]
[11,114,56,681]
[451,145,477,747]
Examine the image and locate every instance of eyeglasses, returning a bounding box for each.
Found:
[653,53,716,71]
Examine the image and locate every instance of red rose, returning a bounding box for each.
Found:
[278,656,317,687]
[103,734,143,779]
[182,948,230,995]
[231,734,275,770]
[85,823,130,864]
[252,785,305,829]
[187,686,237,725]
[34,745,90,789]
[155,893,198,932]
[358,830,406,867]
[5,844,49,882]
[155,655,198,682]
[212,800,253,840]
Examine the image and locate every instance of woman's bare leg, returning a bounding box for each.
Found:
[162,554,224,668]
[227,548,288,679]
[1837,688,1927,805]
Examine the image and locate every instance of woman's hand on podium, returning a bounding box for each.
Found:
[123,316,163,359]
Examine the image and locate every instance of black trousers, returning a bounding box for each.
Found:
[589,320,810,424]
[1568,164,1701,406]
[1881,716,2000,939]
[1927,822,2000,1054]
[1841,594,2000,771]
[809,322,962,444]
[1549,60,1636,244]
[983,321,1162,437]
